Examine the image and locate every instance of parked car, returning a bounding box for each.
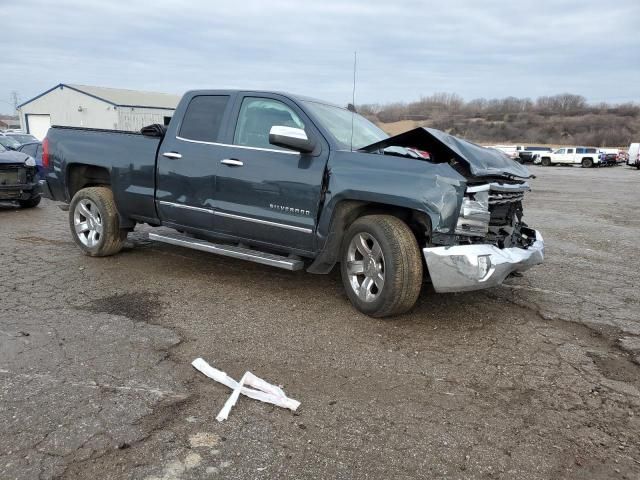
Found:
[5,132,39,145]
[518,146,553,163]
[16,141,43,178]
[0,134,22,151]
[0,143,41,208]
[535,147,601,167]
[40,89,544,317]
[618,150,629,164]
[489,145,522,161]
[598,150,618,166]
[628,143,640,169]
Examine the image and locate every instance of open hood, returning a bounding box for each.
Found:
[360,127,530,179]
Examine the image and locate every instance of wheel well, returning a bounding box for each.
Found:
[67,164,111,200]
[306,200,431,274]
[342,202,431,246]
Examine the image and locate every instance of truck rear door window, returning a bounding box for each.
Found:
[179,95,229,143]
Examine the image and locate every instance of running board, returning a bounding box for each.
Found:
[148,232,304,271]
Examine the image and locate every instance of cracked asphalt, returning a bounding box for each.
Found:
[1,165,640,479]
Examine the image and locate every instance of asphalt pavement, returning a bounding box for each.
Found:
[1,165,639,479]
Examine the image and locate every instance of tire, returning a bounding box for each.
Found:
[582,158,594,168]
[68,186,125,257]
[19,195,41,208]
[541,157,551,167]
[340,215,423,318]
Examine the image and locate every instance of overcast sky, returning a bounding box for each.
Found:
[2,0,638,114]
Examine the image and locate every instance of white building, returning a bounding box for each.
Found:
[17,83,181,140]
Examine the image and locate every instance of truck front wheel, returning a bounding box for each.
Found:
[340,215,423,318]
[541,157,552,167]
[69,186,125,257]
[582,158,594,168]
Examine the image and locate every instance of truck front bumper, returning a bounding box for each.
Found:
[423,231,544,293]
[0,182,40,201]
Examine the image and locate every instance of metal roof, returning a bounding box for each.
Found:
[18,83,181,110]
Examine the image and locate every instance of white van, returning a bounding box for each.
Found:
[628,143,639,168]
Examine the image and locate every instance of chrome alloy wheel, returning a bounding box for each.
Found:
[73,199,103,247]
[346,232,385,302]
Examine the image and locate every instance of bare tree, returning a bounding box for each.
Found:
[359,92,639,146]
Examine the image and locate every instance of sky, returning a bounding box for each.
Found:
[1,0,639,114]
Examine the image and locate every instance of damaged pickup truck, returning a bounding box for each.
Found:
[0,143,41,208]
[39,90,543,317]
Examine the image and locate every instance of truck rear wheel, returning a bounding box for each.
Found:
[582,158,593,168]
[69,186,125,257]
[340,215,423,318]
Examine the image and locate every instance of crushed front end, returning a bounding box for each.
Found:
[358,126,544,293]
[0,162,40,202]
[424,181,544,292]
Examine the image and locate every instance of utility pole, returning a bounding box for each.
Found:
[11,91,19,114]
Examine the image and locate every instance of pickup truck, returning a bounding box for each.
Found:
[534,147,600,167]
[518,146,552,164]
[40,90,544,317]
[0,143,41,208]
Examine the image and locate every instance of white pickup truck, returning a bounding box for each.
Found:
[534,147,600,168]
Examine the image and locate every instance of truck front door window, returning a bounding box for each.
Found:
[233,98,305,151]
[179,95,229,143]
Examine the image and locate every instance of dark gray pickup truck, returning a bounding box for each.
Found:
[40,90,544,317]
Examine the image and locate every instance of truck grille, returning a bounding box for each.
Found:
[0,165,26,186]
[488,191,525,205]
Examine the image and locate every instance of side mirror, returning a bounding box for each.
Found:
[269,126,315,153]
[140,124,167,138]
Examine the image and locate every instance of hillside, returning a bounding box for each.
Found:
[361,93,639,147]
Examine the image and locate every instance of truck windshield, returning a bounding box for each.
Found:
[303,101,388,150]
[0,144,6,152]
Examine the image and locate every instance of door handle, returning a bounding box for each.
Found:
[221,159,244,167]
[163,152,182,159]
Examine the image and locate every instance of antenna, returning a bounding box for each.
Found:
[350,51,357,152]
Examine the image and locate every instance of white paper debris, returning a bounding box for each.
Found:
[192,358,300,421]
[216,371,247,422]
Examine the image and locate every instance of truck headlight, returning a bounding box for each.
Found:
[455,189,490,237]
[25,157,36,167]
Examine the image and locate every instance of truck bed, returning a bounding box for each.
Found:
[45,126,162,223]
